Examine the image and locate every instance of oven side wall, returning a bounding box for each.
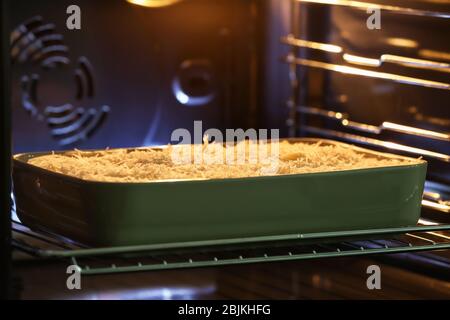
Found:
[0,0,12,300]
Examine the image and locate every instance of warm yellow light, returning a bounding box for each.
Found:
[343,54,380,67]
[382,122,450,141]
[385,37,418,49]
[419,49,450,62]
[127,0,182,8]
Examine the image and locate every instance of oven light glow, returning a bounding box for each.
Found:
[127,0,182,8]
[298,0,450,19]
[419,49,450,62]
[424,191,442,201]
[282,36,343,53]
[341,119,381,134]
[418,219,438,226]
[176,91,190,105]
[343,54,380,67]
[11,192,20,222]
[74,285,216,300]
[382,122,450,141]
[422,199,450,213]
[172,76,215,107]
[288,56,450,90]
[386,37,418,49]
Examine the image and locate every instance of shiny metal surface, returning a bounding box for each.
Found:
[303,125,450,161]
[12,219,450,275]
[281,35,343,53]
[297,105,450,141]
[14,257,450,299]
[297,0,450,19]
[284,55,450,90]
[282,36,450,72]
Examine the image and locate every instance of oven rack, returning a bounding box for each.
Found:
[283,55,450,91]
[12,220,450,275]
[286,104,450,165]
[284,0,450,137]
[301,125,450,163]
[297,0,450,19]
[295,105,450,142]
[281,36,450,75]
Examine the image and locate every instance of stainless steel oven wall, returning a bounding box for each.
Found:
[281,0,450,219]
[286,1,450,186]
[10,0,262,153]
[329,1,450,184]
[259,0,291,136]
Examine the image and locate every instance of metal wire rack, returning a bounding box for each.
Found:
[10,0,450,278]
[297,0,450,19]
[12,219,450,275]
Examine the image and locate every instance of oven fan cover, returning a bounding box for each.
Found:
[11,16,110,146]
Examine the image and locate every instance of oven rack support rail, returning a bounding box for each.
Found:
[12,220,450,275]
[297,0,450,19]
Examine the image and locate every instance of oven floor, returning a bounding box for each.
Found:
[13,256,450,299]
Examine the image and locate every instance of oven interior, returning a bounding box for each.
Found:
[3,0,450,296]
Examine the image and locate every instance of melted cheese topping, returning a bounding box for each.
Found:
[28,141,419,182]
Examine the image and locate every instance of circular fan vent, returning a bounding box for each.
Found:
[11,16,110,146]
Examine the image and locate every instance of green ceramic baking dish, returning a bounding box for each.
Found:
[12,138,427,247]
